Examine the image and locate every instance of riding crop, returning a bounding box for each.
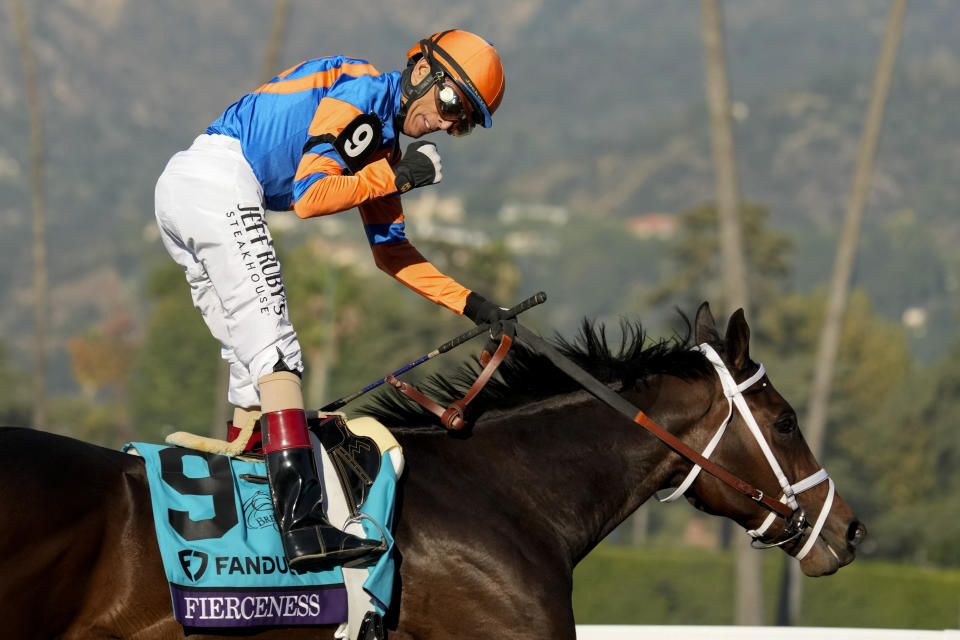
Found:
[319,292,547,412]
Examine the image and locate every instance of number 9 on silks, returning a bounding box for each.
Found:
[333,113,383,175]
[333,114,442,195]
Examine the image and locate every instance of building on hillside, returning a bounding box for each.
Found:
[626,213,677,239]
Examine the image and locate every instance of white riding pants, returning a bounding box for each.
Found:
[154,134,303,408]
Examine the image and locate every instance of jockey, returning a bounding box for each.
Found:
[154,29,509,572]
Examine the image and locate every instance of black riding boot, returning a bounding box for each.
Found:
[262,408,384,572]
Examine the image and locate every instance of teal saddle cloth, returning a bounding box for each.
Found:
[126,439,397,629]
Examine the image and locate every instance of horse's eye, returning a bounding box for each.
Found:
[774,415,798,434]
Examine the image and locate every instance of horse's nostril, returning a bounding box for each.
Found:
[848,521,867,546]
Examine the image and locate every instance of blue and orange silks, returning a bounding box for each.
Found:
[207,56,470,314]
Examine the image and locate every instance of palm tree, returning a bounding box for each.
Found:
[8,0,48,428]
[209,0,296,435]
[261,0,292,83]
[781,0,907,625]
[700,0,762,625]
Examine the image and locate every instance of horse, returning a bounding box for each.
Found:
[0,304,865,639]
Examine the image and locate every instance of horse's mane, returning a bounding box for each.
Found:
[357,316,715,430]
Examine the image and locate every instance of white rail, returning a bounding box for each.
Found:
[575,626,960,639]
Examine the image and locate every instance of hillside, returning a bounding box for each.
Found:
[1,0,959,379]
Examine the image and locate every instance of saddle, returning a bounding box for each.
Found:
[313,415,383,514]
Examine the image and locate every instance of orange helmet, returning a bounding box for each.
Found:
[403,29,505,130]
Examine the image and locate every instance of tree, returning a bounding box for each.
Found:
[701,0,758,619]
[278,229,520,410]
[65,312,138,444]
[789,0,907,622]
[8,0,48,428]
[831,334,960,567]
[514,213,663,333]
[130,260,223,445]
[701,0,748,318]
[0,342,31,426]
[261,0,292,84]
[753,289,909,400]
[651,201,793,315]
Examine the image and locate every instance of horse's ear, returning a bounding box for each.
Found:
[726,308,751,369]
[695,302,720,345]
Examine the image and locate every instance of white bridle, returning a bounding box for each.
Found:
[657,343,836,561]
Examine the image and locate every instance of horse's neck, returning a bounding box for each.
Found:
[478,384,684,564]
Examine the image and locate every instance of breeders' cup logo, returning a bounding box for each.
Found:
[243,490,278,531]
[178,549,209,582]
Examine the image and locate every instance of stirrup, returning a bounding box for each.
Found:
[283,527,384,572]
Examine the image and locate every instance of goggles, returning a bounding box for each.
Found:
[434,79,476,137]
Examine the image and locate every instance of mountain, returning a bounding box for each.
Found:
[1,0,958,380]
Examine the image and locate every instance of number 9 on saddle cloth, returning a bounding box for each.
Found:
[125,414,402,639]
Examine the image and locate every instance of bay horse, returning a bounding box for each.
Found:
[0,304,864,639]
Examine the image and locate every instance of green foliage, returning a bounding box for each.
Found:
[0,342,31,426]
[129,259,223,444]
[839,339,960,567]
[512,214,664,333]
[651,201,793,314]
[44,394,127,447]
[854,210,949,314]
[746,285,960,568]
[749,290,958,570]
[644,202,960,571]
[752,288,911,410]
[573,544,960,629]
[573,545,751,625]
[273,230,520,409]
[788,215,956,363]
[800,559,960,629]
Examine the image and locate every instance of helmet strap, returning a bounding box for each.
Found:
[396,43,445,133]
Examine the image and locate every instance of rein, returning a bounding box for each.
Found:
[393,321,797,520]
[387,330,514,430]
[321,293,546,413]
[378,309,835,556]
[511,324,835,555]
[509,324,794,522]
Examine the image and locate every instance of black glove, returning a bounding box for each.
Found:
[393,141,442,193]
[464,293,514,364]
[463,292,508,326]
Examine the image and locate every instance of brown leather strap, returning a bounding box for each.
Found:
[387,332,514,431]
[631,409,792,518]
[513,323,796,520]
[442,333,513,429]
[386,375,449,421]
